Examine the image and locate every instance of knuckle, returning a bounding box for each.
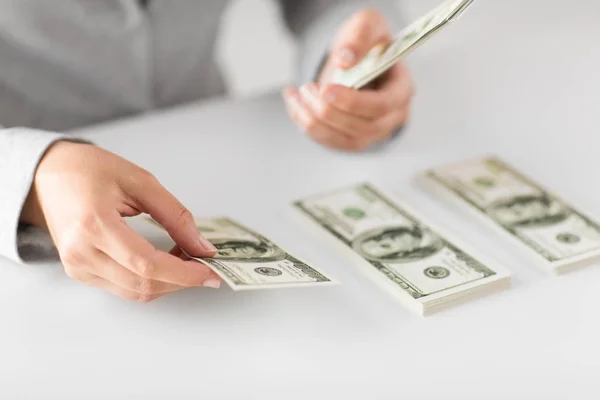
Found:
[129,167,158,190]
[60,242,86,267]
[64,268,94,287]
[315,104,334,120]
[137,167,156,183]
[63,265,79,280]
[135,278,155,295]
[78,275,95,287]
[57,213,105,267]
[59,213,103,248]
[129,254,155,278]
[174,204,193,226]
[77,212,104,238]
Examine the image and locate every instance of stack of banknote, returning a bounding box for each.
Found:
[331,0,476,89]
[292,182,511,316]
[419,156,600,275]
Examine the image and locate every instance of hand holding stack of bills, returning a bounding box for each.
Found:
[331,0,476,89]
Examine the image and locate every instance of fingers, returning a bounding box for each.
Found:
[319,63,413,119]
[95,219,221,288]
[285,63,410,144]
[87,249,188,294]
[284,87,394,152]
[60,217,222,302]
[127,172,216,257]
[299,84,377,138]
[284,87,362,151]
[331,9,390,69]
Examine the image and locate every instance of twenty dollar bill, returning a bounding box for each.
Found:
[292,183,510,316]
[420,156,600,274]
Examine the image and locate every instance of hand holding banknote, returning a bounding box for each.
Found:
[283,9,414,152]
[20,141,222,302]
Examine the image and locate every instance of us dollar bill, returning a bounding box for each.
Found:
[420,156,600,274]
[331,0,476,89]
[145,216,337,291]
[292,183,510,315]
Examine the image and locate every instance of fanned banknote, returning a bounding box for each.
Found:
[291,183,510,316]
[145,216,337,291]
[419,156,600,274]
[331,0,476,89]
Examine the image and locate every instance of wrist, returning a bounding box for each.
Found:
[19,140,84,228]
[21,182,45,227]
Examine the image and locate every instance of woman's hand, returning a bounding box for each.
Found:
[22,141,222,302]
[284,9,414,151]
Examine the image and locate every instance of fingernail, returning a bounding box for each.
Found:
[203,278,221,289]
[198,235,217,252]
[337,48,355,66]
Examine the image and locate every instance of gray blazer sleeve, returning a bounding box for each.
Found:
[0,127,82,263]
[277,0,405,85]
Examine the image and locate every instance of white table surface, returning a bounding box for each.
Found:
[2,1,600,399]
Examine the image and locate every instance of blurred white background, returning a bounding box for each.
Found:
[218,0,420,97]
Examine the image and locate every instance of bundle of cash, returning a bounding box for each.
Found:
[419,156,600,274]
[145,216,337,291]
[331,0,476,89]
[291,183,511,316]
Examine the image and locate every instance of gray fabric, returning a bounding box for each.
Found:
[0,0,403,263]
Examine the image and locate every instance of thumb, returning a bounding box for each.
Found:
[331,9,391,70]
[132,176,217,258]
